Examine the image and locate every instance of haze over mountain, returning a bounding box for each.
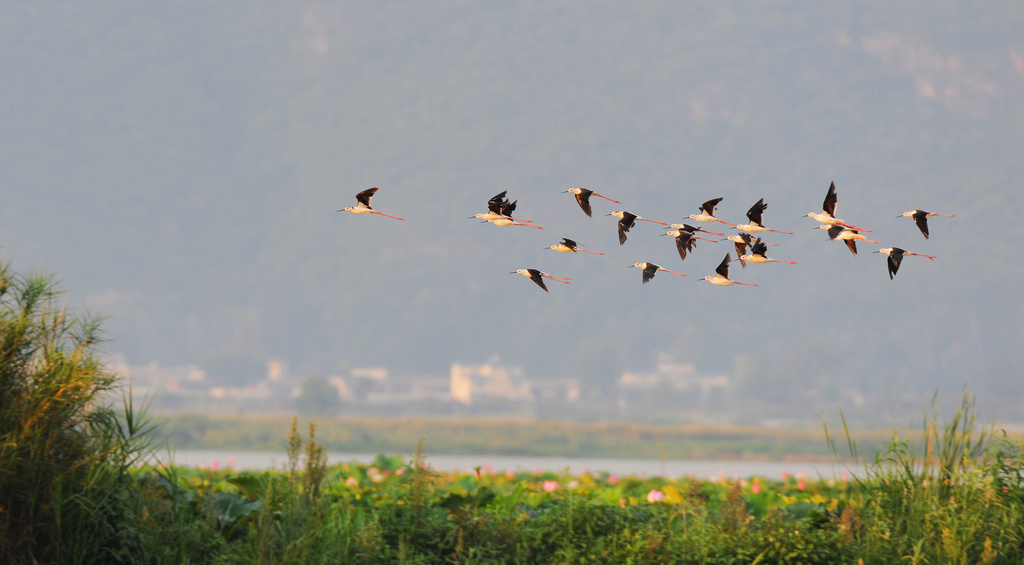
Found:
[3,3,1022,424]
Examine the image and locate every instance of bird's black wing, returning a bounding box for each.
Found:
[527,269,549,291]
[575,189,593,217]
[642,264,659,283]
[823,182,838,216]
[487,191,508,214]
[675,232,695,262]
[701,197,724,215]
[746,199,767,225]
[356,187,379,208]
[501,199,518,217]
[716,254,731,278]
[913,211,930,239]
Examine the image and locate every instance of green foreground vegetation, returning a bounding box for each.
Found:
[3,265,1024,563]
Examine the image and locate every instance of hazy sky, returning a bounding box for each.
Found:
[2,3,1023,422]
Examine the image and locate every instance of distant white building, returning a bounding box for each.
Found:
[450,362,531,404]
[619,361,729,398]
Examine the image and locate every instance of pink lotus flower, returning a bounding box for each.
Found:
[647,489,665,503]
[607,474,620,485]
[542,480,559,493]
[797,480,807,490]
[751,483,762,494]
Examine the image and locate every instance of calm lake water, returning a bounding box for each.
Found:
[162,450,864,480]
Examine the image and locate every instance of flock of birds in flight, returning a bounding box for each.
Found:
[340,184,953,292]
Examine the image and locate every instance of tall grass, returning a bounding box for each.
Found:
[0,265,156,564]
[826,387,1024,563]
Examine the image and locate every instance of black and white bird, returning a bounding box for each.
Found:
[668,223,724,238]
[630,262,686,284]
[548,238,604,255]
[662,230,699,263]
[511,268,571,292]
[688,197,737,226]
[724,232,775,267]
[339,188,405,220]
[663,225,719,263]
[607,211,668,245]
[735,198,793,235]
[740,238,795,265]
[819,224,879,256]
[564,188,620,217]
[805,181,870,232]
[899,209,955,239]
[818,224,878,256]
[874,247,937,279]
[702,253,758,286]
[472,191,535,224]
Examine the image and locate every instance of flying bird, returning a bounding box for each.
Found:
[735,198,793,235]
[689,197,737,226]
[472,191,534,223]
[511,268,571,292]
[726,232,757,267]
[874,248,936,279]
[608,210,668,245]
[663,227,719,263]
[630,262,686,284]
[668,223,723,239]
[548,238,604,255]
[702,253,758,286]
[805,181,870,232]
[564,188,620,217]
[338,187,405,220]
[663,230,699,263]
[741,238,795,265]
[899,209,955,239]
[819,224,878,256]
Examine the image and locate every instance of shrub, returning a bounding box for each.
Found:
[0,265,154,564]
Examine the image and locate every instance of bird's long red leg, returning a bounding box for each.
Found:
[734,281,759,286]
[837,221,871,232]
[594,193,620,203]
[910,253,937,260]
[766,228,794,235]
[505,216,533,222]
[638,218,669,226]
[865,238,879,244]
[694,236,719,243]
[541,274,571,283]
[935,214,956,217]
[662,269,687,277]
[520,223,544,229]
[373,211,406,221]
[713,218,738,226]
[578,249,605,255]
